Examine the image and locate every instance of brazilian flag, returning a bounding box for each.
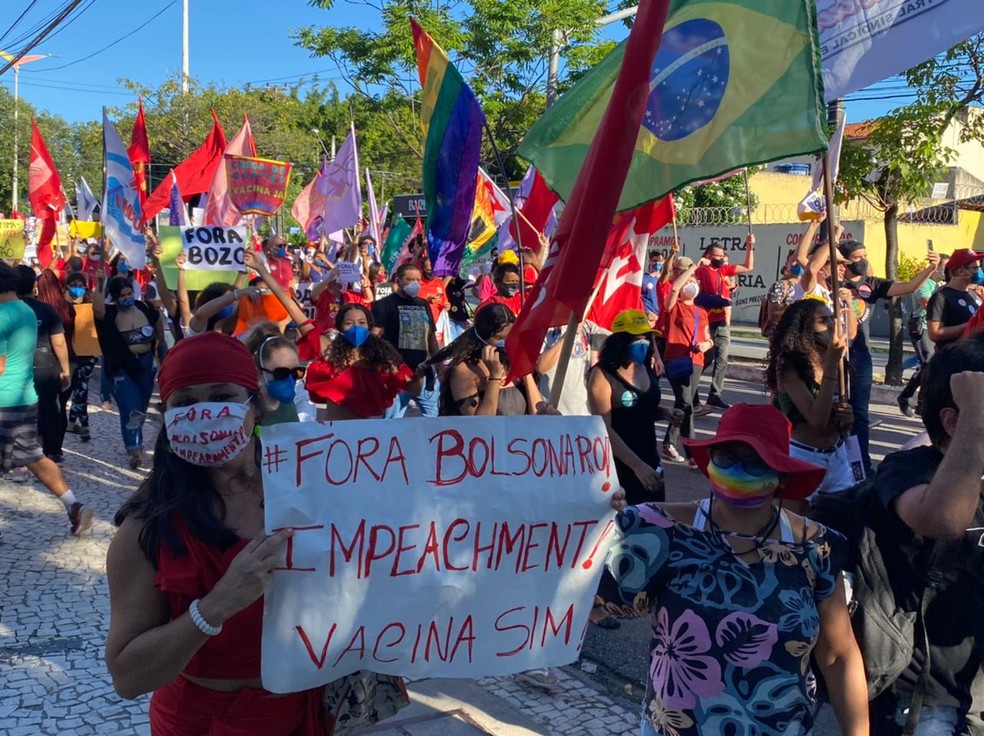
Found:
[518,0,827,211]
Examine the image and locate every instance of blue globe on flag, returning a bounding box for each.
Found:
[643,18,730,143]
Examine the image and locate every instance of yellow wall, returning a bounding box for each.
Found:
[747,171,984,278]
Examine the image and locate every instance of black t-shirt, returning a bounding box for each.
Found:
[875,446,984,716]
[928,286,980,347]
[371,292,435,371]
[23,298,64,371]
[846,275,893,353]
[446,277,470,325]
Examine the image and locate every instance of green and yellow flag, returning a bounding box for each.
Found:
[518,0,827,211]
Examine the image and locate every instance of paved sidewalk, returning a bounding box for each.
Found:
[0,401,642,736]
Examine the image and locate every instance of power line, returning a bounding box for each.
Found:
[0,0,87,76]
[0,0,39,48]
[30,0,177,72]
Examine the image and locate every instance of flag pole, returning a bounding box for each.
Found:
[482,120,527,304]
[821,150,846,400]
[743,168,753,237]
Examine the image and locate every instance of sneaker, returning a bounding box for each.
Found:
[707,395,731,410]
[897,396,914,417]
[79,426,91,442]
[692,404,714,417]
[67,422,80,434]
[100,401,112,411]
[47,453,65,464]
[661,444,685,463]
[687,459,699,470]
[67,502,93,536]
[9,467,29,483]
[514,668,560,692]
[128,450,142,470]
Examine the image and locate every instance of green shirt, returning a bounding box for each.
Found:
[0,300,39,408]
[912,279,940,331]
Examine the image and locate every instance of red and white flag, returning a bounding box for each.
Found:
[204,116,256,226]
[587,197,675,330]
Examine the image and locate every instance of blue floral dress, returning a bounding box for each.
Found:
[600,503,845,736]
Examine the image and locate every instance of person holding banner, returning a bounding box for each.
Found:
[106,332,325,734]
[588,310,678,505]
[766,299,856,505]
[434,303,543,417]
[93,275,166,469]
[599,403,868,736]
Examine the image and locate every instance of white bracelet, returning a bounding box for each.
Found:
[189,599,222,637]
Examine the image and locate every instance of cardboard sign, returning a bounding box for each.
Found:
[158,226,238,291]
[226,155,293,216]
[0,220,26,260]
[69,221,102,240]
[71,303,102,357]
[335,261,362,284]
[181,226,247,272]
[260,416,617,693]
[295,282,316,320]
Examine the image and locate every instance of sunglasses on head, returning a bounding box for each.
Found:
[709,447,774,477]
[261,366,306,381]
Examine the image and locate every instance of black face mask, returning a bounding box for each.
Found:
[847,259,868,277]
[813,330,832,348]
[710,257,726,269]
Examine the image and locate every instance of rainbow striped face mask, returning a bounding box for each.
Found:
[706,449,781,509]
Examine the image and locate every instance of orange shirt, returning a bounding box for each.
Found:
[663,302,710,366]
[417,276,450,324]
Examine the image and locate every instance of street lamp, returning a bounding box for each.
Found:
[311,128,332,159]
[0,52,50,212]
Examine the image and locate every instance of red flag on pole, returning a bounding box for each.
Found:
[587,197,675,330]
[508,170,559,250]
[128,98,151,205]
[28,119,66,218]
[143,110,228,219]
[504,0,673,380]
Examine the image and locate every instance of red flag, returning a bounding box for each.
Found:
[504,0,673,380]
[204,116,256,226]
[36,217,57,269]
[587,197,675,330]
[509,170,558,250]
[28,119,66,219]
[143,110,227,219]
[128,98,151,205]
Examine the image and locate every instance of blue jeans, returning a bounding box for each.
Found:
[100,357,112,403]
[641,717,659,736]
[110,352,156,450]
[894,703,960,735]
[385,381,440,418]
[848,347,873,473]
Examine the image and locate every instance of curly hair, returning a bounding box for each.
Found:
[765,298,827,395]
[325,303,405,372]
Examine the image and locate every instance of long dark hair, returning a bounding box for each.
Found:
[36,270,75,332]
[596,332,653,372]
[195,282,236,332]
[114,395,266,565]
[325,303,405,372]
[432,303,514,371]
[765,298,827,394]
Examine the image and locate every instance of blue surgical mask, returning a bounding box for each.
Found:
[973,268,984,286]
[790,264,804,277]
[477,330,506,349]
[68,286,86,299]
[265,377,297,404]
[342,324,369,348]
[276,247,287,259]
[119,296,136,309]
[628,339,649,365]
[654,263,663,274]
[216,305,235,321]
[118,262,129,274]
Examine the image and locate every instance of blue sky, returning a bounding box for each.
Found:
[2,0,902,126]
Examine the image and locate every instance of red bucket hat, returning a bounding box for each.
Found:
[682,404,826,501]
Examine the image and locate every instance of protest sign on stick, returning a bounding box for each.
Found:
[226,155,293,216]
[259,415,617,694]
[0,220,26,260]
[158,226,237,290]
[181,226,247,272]
[334,261,362,284]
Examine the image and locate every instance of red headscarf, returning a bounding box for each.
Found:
[158,332,259,403]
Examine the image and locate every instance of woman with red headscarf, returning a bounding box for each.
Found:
[105,332,324,734]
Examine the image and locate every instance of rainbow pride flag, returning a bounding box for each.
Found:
[411,19,485,277]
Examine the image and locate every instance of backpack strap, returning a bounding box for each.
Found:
[902,542,942,736]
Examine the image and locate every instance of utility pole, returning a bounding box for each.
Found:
[182,0,190,93]
[9,54,48,213]
[546,5,639,109]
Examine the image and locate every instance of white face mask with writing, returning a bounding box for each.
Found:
[164,401,252,467]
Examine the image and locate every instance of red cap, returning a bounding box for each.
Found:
[682,404,826,501]
[158,332,259,403]
[947,249,984,273]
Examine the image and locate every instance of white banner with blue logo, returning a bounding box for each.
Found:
[101,110,146,270]
[819,0,984,101]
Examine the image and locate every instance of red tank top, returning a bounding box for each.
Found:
[154,517,263,679]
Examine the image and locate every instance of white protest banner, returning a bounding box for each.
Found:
[182,226,247,272]
[295,281,316,320]
[335,260,362,284]
[260,415,617,694]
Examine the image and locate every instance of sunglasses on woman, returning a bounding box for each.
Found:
[708,447,774,477]
[261,366,306,381]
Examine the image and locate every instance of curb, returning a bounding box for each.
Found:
[727,361,904,406]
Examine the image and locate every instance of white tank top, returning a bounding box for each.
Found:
[693,498,795,543]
